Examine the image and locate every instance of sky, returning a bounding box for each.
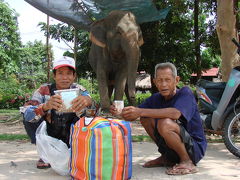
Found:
[5,0,72,59]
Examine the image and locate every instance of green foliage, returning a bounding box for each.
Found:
[77,78,100,104]
[201,48,221,69]
[177,81,196,95]
[0,2,51,90]
[132,135,152,142]
[0,109,19,113]
[0,75,32,109]
[140,0,195,81]
[38,23,92,78]
[38,22,75,43]
[139,0,220,83]
[91,93,100,105]
[0,1,22,76]
[0,113,22,123]
[18,40,51,89]
[78,78,98,95]
[0,40,50,109]
[136,92,151,106]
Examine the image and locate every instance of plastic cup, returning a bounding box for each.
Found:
[54,89,79,112]
[113,100,124,115]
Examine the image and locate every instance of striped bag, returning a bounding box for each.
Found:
[69,116,132,180]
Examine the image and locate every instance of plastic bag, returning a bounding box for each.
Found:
[36,121,70,176]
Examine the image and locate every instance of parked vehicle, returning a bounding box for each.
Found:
[196,38,240,158]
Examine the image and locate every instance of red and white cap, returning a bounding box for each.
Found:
[53,56,76,70]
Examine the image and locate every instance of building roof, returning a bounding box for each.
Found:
[135,73,152,89]
[191,67,219,77]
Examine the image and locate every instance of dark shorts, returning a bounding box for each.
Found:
[23,117,43,144]
[154,119,196,165]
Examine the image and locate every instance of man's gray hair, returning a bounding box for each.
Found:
[154,62,178,78]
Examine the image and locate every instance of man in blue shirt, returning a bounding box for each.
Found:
[110,62,207,175]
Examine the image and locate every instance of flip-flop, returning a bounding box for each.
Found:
[142,157,175,168]
[36,159,51,169]
[166,165,198,175]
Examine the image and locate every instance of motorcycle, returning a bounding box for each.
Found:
[196,38,240,158]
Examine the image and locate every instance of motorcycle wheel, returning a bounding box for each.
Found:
[223,108,240,158]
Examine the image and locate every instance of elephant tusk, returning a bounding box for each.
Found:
[138,38,144,47]
[89,32,106,48]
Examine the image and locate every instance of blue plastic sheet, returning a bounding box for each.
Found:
[25,0,170,30]
[81,0,170,23]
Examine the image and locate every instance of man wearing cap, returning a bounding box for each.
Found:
[23,56,92,169]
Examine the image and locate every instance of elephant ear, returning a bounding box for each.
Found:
[117,12,144,47]
[89,20,106,48]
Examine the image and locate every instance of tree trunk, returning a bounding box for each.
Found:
[46,15,51,83]
[216,0,239,81]
[74,27,78,81]
[194,0,201,80]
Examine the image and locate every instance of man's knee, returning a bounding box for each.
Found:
[157,118,178,135]
[140,117,154,127]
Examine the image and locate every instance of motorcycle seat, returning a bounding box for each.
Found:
[197,79,226,89]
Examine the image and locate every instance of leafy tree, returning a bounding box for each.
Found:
[0,0,22,77]
[201,48,221,69]
[140,0,195,81]
[18,40,52,88]
[38,22,92,78]
[139,0,220,83]
[38,22,75,50]
[38,0,221,84]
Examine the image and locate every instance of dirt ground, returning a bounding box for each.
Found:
[0,119,148,136]
[1,141,240,180]
[2,117,239,180]
[0,121,26,135]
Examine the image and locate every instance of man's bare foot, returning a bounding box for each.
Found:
[166,160,198,175]
[143,155,175,168]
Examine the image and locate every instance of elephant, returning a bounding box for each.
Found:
[89,10,144,111]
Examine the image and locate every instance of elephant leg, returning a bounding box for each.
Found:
[126,72,137,106]
[125,46,140,106]
[108,80,114,99]
[114,69,127,101]
[124,84,135,105]
[96,69,111,111]
[126,87,136,106]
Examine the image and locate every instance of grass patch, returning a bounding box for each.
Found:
[0,109,22,123]
[0,134,29,141]
[0,134,151,142]
[132,135,152,142]
[0,109,19,113]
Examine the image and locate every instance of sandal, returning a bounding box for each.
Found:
[166,163,198,175]
[36,159,51,169]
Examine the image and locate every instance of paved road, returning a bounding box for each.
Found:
[0,141,240,180]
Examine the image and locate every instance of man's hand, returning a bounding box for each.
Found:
[122,106,141,121]
[109,104,118,116]
[43,94,62,111]
[71,95,92,113]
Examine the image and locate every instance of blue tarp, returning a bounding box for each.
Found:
[25,0,170,30]
[81,0,170,23]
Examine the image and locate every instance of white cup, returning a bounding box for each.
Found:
[113,100,124,114]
